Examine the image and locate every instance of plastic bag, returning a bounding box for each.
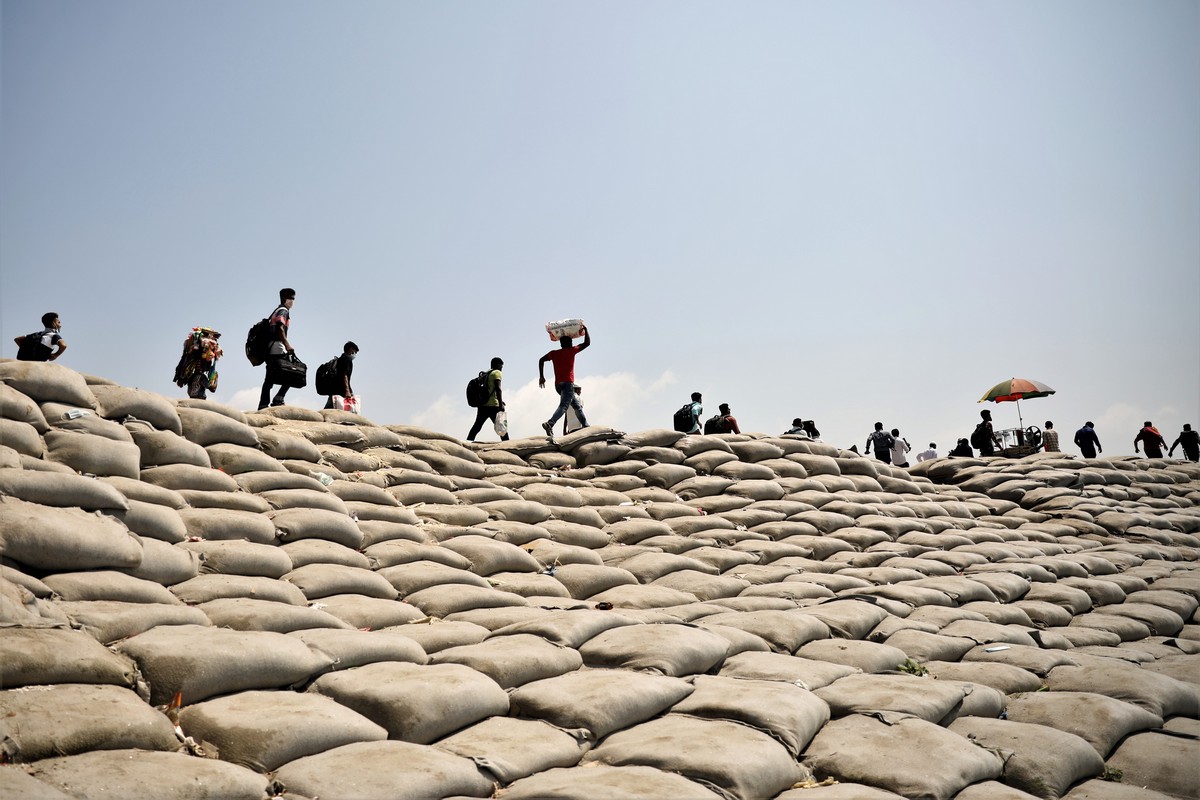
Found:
[332,395,361,414]
[545,318,585,341]
[494,410,508,436]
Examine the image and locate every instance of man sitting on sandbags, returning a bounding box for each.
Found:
[14,312,68,362]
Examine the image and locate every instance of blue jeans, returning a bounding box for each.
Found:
[547,382,586,427]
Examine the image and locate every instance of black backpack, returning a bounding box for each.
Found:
[672,404,696,433]
[315,357,339,395]
[703,415,730,435]
[465,371,489,408]
[16,331,52,362]
[970,422,989,448]
[245,318,271,366]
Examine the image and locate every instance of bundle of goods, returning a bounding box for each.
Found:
[173,327,223,399]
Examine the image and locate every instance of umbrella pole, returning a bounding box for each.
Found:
[1016,398,1023,430]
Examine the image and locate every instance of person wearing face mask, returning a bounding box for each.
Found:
[323,341,359,410]
[15,312,68,361]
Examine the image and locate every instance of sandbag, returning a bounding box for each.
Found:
[54,600,211,645]
[718,651,860,690]
[804,713,1003,800]
[429,633,583,688]
[815,672,969,722]
[950,716,1104,799]
[170,574,308,606]
[435,716,589,784]
[204,442,286,474]
[176,542,291,578]
[116,624,334,705]
[43,429,140,478]
[1045,663,1200,718]
[0,628,137,689]
[0,683,179,762]
[177,690,386,772]
[269,507,363,548]
[403,583,528,618]
[178,507,278,544]
[176,405,259,447]
[500,764,725,800]
[579,623,729,676]
[117,499,188,543]
[284,563,398,600]
[0,497,143,571]
[509,668,694,740]
[0,383,49,431]
[90,385,181,433]
[307,594,427,629]
[0,361,97,409]
[308,661,508,743]
[19,749,269,800]
[584,714,809,800]
[141,463,239,492]
[273,740,494,800]
[0,467,128,511]
[672,674,829,756]
[0,418,43,457]
[43,570,181,604]
[1004,691,1164,758]
[198,597,351,633]
[123,420,211,468]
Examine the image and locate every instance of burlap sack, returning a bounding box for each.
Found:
[273,740,493,800]
[20,749,268,800]
[0,683,179,761]
[0,497,143,571]
[308,661,508,743]
[116,624,334,705]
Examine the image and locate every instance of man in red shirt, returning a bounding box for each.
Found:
[538,325,591,437]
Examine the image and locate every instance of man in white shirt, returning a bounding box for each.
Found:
[890,428,912,467]
[916,443,938,462]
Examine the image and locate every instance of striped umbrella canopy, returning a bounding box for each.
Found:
[979,378,1056,403]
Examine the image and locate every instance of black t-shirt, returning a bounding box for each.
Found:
[334,354,354,392]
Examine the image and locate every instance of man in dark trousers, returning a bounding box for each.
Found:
[1133,421,1167,459]
[324,341,359,409]
[538,325,590,437]
[467,357,509,442]
[258,288,296,410]
[14,312,67,362]
[1169,424,1199,462]
[974,409,1000,457]
[1074,421,1102,458]
[865,422,895,464]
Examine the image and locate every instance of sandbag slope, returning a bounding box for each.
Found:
[1,361,1198,800]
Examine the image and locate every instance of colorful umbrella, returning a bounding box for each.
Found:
[979,378,1056,429]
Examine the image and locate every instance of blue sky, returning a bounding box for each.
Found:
[3,1,1197,455]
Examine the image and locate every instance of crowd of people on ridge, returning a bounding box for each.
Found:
[11,296,1200,465]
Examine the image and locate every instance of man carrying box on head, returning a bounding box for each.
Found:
[539,324,590,438]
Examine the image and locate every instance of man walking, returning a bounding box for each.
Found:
[324,341,359,410]
[972,410,1001,456]
[1042,421,1060,452]
[890,428,912,467]
[1074,421,1102,458]
[865,423,895,464]
[705,403,741,434]
[258,288,296,410]
[1169,424,1199,462]
[538,325,590,437]
[14,313,67,362]
[675,392,703,434]
[1134,421,1167,459]
[467,357,509,442]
